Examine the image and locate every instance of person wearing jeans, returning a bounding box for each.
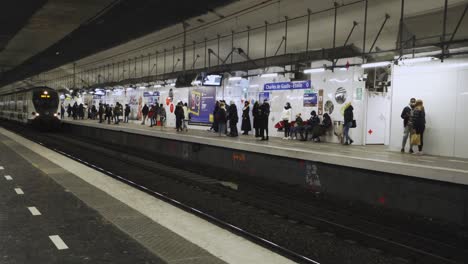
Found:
[343,103,354,145]
[401,98,416,153]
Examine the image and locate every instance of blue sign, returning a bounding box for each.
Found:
[259,92,270,102]
[143,91,160,97]
[264,80,311,91]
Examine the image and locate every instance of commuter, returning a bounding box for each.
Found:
[91,105,97,120]
[105,104,113,124]
[222,100,230,135]
[210,101,220,132]
[241,101,251,135]
[67,104,72,117]
[401,98,416,153]
[281,102,293,139]
[182,102,189,132]
[292,113,305,140]
[252,101,260,137]
[114,103,121,124]
[148,105,155,127]
[216,102,227,136]
[318,113,333,140]
[98,103,104,123]
[60,104,65,119]
[72,102,78,120]
[303,111,320,141]
[410,99,426,155]
[141,104,149,125]
[78,103,84,120]
[153,103,159,126]
[343,103,355,145]
[228,101,239,137]
[87,104,92,119]
[124,104,130,123]
[175,102,184,132]
[259,99,270,141]
[159,104,166,129]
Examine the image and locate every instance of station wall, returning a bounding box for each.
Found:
[390,57,468,158]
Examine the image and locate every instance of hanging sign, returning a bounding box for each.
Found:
[264,80,311,91]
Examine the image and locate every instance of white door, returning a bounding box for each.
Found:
[365,92,390,144]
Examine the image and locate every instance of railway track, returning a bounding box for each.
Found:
[3,122,467,264]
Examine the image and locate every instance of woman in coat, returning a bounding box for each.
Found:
[241,101,252,135]
[410,99,426,155]
[252,101,260,137]
[228,101,239,137]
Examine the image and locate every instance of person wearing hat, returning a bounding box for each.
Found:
[259,99,270,140]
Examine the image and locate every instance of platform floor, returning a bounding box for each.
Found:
[63,119,468,185]
[0,127,293,264]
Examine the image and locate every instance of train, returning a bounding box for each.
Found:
[0,86,61,129]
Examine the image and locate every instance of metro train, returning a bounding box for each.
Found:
[0,86,61,129]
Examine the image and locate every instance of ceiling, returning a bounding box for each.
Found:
[0,0,235,87]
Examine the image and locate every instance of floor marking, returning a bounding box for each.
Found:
[27,207,42,216]
[14,188,24,195]
[4,175,13,180]
[49,235,69,250]
[418,159,435,163]
[449,159,468,164]
[0,166,4,170]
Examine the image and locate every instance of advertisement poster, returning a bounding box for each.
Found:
[303,90,318,107]
[143,91,160,105]
[188,86,216,125]
[258,92,270,102]
[318,89,324,115]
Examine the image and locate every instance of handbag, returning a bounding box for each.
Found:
[411,133,421,145]
[351,120,357,128]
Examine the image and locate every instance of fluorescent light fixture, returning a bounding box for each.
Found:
[398,57,439,65]
[304,68,325,74]
[229,76,242,81]
[339,68,348,71]
[249,84,260,88]
[154,84,162,88]
[170,83,176,86]
[139,86,146,89]
[260,73,278,78]
[361,61,392,68]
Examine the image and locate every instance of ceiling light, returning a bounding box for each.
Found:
[229,77,242,81]
[304,68,325,74]
[154,84,162,88]
[139,86,146,89]
[170,83,176,87]
[361,61,392,68]
[249,84,260,88]
[398,57,439,65]
[260,73,278,78]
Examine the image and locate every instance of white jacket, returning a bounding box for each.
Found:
[183,106,189,120]
[281,108,292,122]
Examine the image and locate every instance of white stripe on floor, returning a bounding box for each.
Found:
[27,207,42,216]
[49,235,69,250]
[14,188,24,195]
[449,159,468,164]
[4,175,13,180]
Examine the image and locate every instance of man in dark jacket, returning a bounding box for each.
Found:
[175,102,184,131]
[401,98,416,152]
[124,104,130,123]
[259,99,270,140]
[343,103,354,145]
[141,104,149,125]
[98,103,104,123]
[303,111,320,141]
[228,101,239,137]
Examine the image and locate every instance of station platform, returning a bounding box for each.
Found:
[62,119,468,186]
[0,127,293,264]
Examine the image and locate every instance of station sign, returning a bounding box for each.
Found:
[264,80,311,91]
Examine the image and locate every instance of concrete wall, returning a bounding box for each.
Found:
[63,122,468,226]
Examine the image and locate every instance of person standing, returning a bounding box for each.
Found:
[124,104,130,123]
[210,101,220,132]
[98,103,104,123]
[252,101,260,137]
[91,105,97,120]
[141,104,149,125]
[259,99,270,141]
[148,105,155,127]
[343,103,354,145]
[216,102,227,136]
[182,102,189,132]
[60,104,65,119]
[228,101,239,137]
[410,99,426,155]
[105,104,113,124]
[281,102,293,139]
[159,104,166,130]
[67,104,72,117]
[241,101,251,135]
[401,98,416,153]
[175,102,184,132]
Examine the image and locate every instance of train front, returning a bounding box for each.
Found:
[30,88,60,130]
